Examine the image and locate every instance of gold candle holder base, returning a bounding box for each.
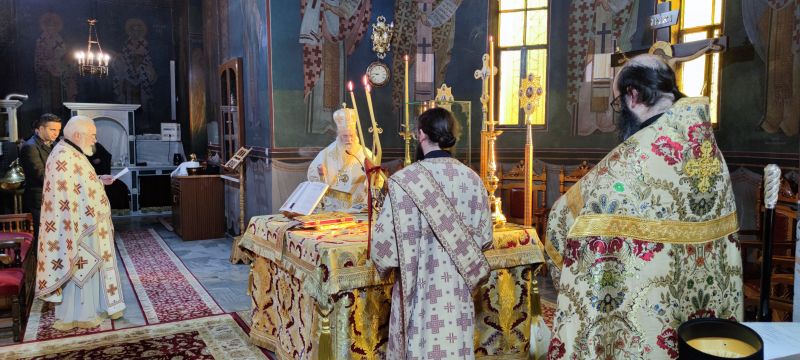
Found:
[490,196,506,228]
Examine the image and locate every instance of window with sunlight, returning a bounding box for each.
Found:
[497,0,548,126]
[678,0,723,125]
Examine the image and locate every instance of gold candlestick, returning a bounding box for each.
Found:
[474,36,505,227]
[401,55,412,167]
[362,76,386,187]
[347,81,372,163]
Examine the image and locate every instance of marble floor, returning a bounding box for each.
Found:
[0,216,556,347]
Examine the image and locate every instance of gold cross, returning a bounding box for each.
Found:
[684,141,720,193]
[473,54,497,113]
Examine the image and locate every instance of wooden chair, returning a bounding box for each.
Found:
[501,161,549,234]
[559,161,593,195]
[0,213,34,341]
[739,177,797,321]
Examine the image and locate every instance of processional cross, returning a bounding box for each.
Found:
[611,0,728,67]
[473,53,498,185]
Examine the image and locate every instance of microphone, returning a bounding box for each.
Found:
[344,149,366,174]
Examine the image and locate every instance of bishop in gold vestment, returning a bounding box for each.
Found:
[308,108,372,211]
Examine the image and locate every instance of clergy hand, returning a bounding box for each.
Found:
[317,164,327,180]
[99,175,115,186]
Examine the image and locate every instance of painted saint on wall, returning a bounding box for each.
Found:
[34,12,76,114]
[114,18,157,126]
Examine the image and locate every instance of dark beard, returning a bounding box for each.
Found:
[616,101,640,142]
[415,143,424,161]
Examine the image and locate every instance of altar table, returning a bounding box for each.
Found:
[239,214,545,360]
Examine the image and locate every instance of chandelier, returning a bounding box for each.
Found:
[74,19,109,77]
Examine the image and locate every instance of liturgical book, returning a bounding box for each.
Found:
[280,181,328,216]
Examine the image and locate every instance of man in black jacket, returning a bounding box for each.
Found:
[19,113,62,239]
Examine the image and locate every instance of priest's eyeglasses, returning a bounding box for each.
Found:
[610,95,623,113]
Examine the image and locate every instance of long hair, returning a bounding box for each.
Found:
[614,59,685,141]
[417,108,458,149]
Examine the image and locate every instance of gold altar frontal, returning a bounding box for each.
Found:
[239,214,545,360]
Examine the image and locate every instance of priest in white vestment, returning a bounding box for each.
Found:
[307,107,373,211]
[371,108,492,359]
[36,116,125,330]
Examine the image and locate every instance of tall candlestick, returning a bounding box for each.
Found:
[363,76,377,131]
[489,36,495,131]
[403,55,412,166]
[348,81,370,162]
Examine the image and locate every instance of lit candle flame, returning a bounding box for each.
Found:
[347,81,354,92]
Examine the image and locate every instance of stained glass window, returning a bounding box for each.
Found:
[497,0,548,126]
[678,0,723,125]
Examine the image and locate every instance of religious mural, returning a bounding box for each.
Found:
[300,0,372,134]
[0,0,14,50]
[741,0,800,136]
[242,0,268,145]
[390,0,461,112]
[114,18,157,128]
[34,12,77,114]
[566,0,637,136]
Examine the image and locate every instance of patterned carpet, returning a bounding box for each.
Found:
[21,228,225,342]
[115,229,224,324]
[0,315,268,360]
[22,299,113,342]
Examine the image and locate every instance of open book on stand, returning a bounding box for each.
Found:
[280,181,328,216]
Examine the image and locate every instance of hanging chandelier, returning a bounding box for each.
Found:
[74,19,109,77]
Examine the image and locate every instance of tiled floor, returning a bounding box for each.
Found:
[0,216,252,346]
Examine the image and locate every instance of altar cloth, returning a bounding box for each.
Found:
[239,214,545,359]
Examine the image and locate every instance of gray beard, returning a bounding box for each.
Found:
[81,144,95,156]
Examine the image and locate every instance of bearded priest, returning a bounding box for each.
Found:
[307,108,373,212]
[544,55,742,359]
[36,115,125,330]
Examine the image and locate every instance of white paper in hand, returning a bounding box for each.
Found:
[112,167,130,182]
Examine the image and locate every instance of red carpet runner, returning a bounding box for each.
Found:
[22,299,113,341]
[115,229,223,324]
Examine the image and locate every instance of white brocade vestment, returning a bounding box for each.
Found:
[371,157,493,359]
[307,141,372,211]
[36,141,125,330]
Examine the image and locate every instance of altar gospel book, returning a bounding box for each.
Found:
[279,181,329,216]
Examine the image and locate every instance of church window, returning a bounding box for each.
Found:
[677,0,723,125]
[496,0,549,126]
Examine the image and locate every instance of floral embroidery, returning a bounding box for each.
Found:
[589,194,619,214]
[631,239,664,261]
[651,136,684,165]
[563,239,582,267]
[588,237,623,256]
[548,338,566,360]
[656,328,679,359]
[687,122,715,157]
[688,308,717,320]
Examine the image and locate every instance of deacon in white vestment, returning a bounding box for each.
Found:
[36,116,125,330]
[371,108,492,359]
[307,107,373,211]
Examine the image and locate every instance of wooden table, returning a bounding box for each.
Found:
[239,214,545,360]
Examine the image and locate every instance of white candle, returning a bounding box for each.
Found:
[403,55,409,133]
